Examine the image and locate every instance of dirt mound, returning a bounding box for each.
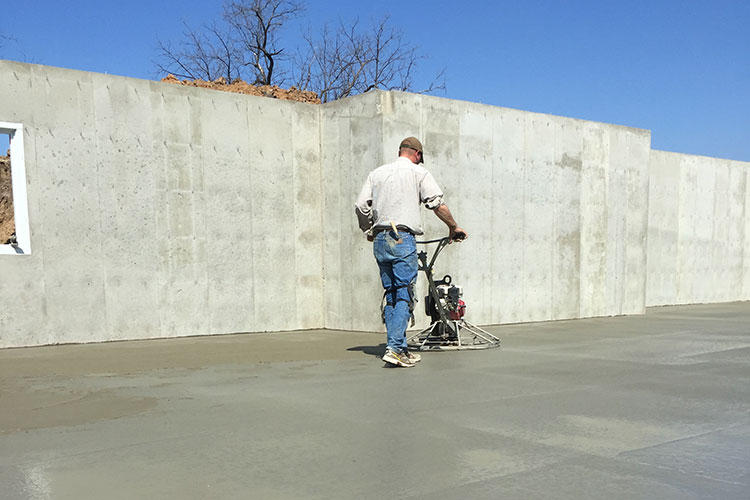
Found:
[0,155,14,244]
[161,75,321,104]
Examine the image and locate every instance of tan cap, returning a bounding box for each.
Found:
[399,136,424,163]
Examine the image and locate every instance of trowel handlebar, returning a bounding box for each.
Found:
[417,231,466,245]
[416,237,450,245]
[416,237,452,271]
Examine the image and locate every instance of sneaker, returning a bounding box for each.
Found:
[403,349,421,363]
[382,348,415,367]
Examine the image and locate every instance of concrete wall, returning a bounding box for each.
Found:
[324,91,652,331]
[319,91,385,331]
[0,61,324,347]
[2,61,745,348]
[647,150,750,305]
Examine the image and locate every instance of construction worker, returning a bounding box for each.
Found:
[355,137,467,367]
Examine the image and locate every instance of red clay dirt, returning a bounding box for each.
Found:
[161,75,321,104]
[0,155,13,244]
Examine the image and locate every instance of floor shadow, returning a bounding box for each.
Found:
[347,343,387,358]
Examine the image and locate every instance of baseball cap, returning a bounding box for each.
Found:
[400,136,424,163]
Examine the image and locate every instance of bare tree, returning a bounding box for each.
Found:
[154,0,302,85]
[294,23,360,103]
[155,22,241,82]
[295,15,445,103]
[154,2,446,102]
[223,0,304,85]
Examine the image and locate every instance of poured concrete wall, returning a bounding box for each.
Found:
[0,61,323,347]
[325,92,652,331]
[319,91,385,331]
[647,150,750,305]
[3,61,744,348]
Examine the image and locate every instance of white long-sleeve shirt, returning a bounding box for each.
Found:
[355,157,444,235]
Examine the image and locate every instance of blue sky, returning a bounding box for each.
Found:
[2,0,748,161]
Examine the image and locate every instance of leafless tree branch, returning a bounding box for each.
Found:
[294,15,445,103]
[223,0,304,85]
[154,21,241,82]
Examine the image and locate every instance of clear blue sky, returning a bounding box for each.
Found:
[2,0,748,161]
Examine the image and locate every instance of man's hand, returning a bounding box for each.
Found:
[367,233,374,242]
[450,226,467,242]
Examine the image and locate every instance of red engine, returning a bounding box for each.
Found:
[429,282,466,321]
[449,299,466,320]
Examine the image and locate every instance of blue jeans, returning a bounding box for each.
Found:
[373,230,417,352]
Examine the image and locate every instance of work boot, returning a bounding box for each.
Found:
[382,348,415,367]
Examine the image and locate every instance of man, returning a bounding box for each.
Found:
[355,137,467,368]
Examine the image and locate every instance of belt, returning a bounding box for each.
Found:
[373,225,415,236]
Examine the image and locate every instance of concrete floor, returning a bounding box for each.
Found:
[1,303,749,500]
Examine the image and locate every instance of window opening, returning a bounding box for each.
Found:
[0,133,13,244]
[0,123,30,255]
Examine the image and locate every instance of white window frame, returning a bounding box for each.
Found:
[0,122,31,255]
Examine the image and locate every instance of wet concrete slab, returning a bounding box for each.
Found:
[1,303,749,499]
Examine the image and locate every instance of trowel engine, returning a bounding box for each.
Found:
[426,275,466,322]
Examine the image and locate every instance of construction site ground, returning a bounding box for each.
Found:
[1,302,748,499]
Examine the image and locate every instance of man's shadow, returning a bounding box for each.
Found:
[347,343,387,358]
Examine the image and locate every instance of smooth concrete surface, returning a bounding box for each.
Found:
[647,150,750,306]
[1,302,748,499]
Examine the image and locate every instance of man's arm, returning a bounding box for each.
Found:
[433,204,467,241]
[355,203,372,232]
[354,175,374,232]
